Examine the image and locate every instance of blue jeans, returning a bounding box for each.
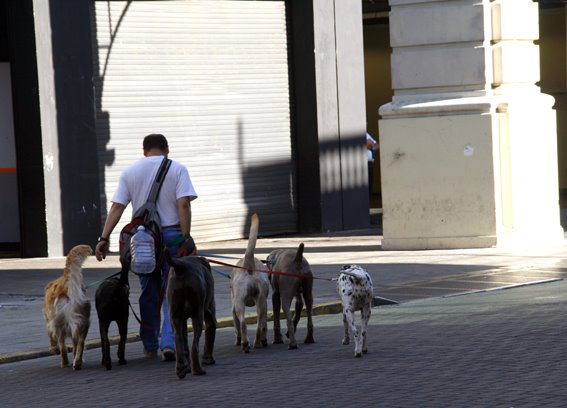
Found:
[138,227,182,352]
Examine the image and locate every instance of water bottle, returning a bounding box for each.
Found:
[130,226,156,274]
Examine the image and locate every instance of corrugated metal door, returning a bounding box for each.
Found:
[92,0,296,248]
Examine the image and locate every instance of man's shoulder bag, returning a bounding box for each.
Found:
[119,157,172,275]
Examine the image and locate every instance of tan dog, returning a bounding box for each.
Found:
[267,243,314,349]
[43,244,92,369]
[230,213,270,353]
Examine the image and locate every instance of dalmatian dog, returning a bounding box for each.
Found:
[336,265,373,357]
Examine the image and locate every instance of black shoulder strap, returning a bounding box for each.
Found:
[147,157,172,204]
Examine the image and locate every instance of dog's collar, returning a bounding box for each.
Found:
[262,256,276,270]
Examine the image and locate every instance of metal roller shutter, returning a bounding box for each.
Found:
[91,0,296,248]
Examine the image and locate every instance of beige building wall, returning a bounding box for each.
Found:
[379,0,563,249]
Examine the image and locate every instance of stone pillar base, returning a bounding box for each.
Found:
[379,94,564,250]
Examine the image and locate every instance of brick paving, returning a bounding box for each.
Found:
[1,230,567,406]
[1,279,566,407]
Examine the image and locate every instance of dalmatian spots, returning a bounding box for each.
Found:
[336,265,373,357]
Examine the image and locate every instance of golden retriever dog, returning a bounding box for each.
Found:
[43,244,93,369]
[230,213,270,353]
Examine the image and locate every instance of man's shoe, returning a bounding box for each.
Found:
[162,348,175,362]
[143,348,157,358]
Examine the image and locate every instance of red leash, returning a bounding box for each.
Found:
[205,258,335,282]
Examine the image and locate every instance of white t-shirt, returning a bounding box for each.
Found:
[366,133,377,162]
[112,155,197,226]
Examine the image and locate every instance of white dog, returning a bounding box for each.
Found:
[336,264,373,357]
[230,213,270,353]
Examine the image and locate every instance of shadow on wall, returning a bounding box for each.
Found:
[237,116,370,239]
[236,118,297,239]
[91,2,133,223]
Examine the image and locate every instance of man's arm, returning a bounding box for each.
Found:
[176,196,197,256]
[95,202,127,261]
[177,196,192,235]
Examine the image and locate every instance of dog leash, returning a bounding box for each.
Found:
[128,299,154,331]
[211,266,231,279]
[84,270,155,330]
[204,258,335,282]
[85,271,122,289]
[198,251,238,260]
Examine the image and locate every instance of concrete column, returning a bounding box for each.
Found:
[32,0,100,256]
[33,0,64,257]
[290,0,369,233]
[379,0,563,249]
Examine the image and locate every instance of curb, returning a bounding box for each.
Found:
[0,302,339,365]
[0,296,398,365]
[442,278,564,298]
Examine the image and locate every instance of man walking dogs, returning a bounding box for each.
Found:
[95,133,198,361]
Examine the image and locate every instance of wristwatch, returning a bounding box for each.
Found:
[97,236,109,243]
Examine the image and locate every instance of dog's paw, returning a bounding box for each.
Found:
[273,334,283,344]
[177,370,187,379]
[342,338,350,345]
[242,343,250,353]
[288,343,298,350]
[355,352,362,358]
[304,335,315,344]
[202,355,215,366]
[176,365,189,379]
[105,363,112,371]
[255,339,268,348]
[119,358,127,365]
[191,367,206,376]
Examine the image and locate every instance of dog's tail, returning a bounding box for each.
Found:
[63,245,93,276]
[244,213,260,272]
[118,260,130,287]
[340,271,365,285]
[294,243,305,266]
[63,244,93,302]
[163,248,178,269]
[163,249,211,275]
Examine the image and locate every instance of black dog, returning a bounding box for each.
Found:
[95,265,129,370]
[165,252,216,379]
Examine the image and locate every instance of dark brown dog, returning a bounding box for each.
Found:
[267,243,314,349]
[95,264,129,370]
[164,252,216,379]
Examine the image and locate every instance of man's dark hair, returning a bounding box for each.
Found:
[143,134,169,151]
